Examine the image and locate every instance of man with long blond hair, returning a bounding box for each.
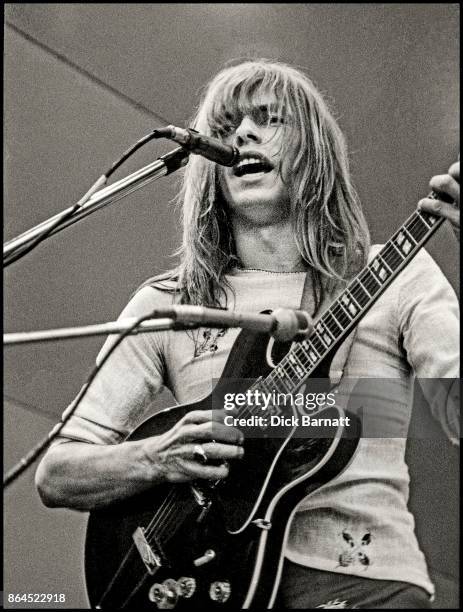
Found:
[36,60,459,608]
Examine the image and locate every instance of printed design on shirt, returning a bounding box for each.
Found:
[316,598,359,609]
[194,328,227,357]
[337,529,372,570]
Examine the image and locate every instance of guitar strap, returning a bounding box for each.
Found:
[300,271,358,386]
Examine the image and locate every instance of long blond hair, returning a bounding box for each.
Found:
[143,59,370,311]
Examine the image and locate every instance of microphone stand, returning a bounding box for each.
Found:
[3,147,189,262]
[3,318,181,345]
[4,307,280,346]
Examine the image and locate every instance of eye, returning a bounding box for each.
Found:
[253,105,286,126]
[220,111,243,133]
[269,115,285,125]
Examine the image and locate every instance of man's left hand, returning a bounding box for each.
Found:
[418,160,460,239]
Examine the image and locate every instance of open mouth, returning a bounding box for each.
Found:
[233,154,274,177]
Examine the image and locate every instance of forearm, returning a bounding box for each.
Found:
[35,439,160,511]
[35,410,243,511]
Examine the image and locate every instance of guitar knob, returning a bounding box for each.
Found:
[148,579,179,609]
[209,580,231,603]
[177,577,196,598]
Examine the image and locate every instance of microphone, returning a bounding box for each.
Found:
[161,125,240,166]
[165,306,313,342]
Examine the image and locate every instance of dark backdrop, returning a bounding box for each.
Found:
[4,4,459,608]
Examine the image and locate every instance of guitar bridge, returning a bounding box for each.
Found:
[132,527,163,575]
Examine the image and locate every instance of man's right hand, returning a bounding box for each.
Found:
[140,409,244,483]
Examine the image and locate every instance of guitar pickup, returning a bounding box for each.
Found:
[132,527,164,575]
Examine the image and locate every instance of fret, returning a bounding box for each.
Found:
[282,357,297,380]
[359,269,380,295]
[342,289,361,315]
[323,310,343,335]
[273,366,292,393]
[393,229,414,258]
[416,209,433,228]
[332,302,352,328]
[264,373,281,396]
[257,199,444,408]
[315,320,334,345]
[286,354,304,380]
[300,342,319,367]
[290,351,308,377]
[350,280,370,306]
[424,213,438,226]
[377,252,392,272]
[259,381,272,395]
[401,226,417,246]
[356,277,371,298]
[345,288,361,309]
[407,213,431,241]
[381,242,404,270]
[296,343,312,368]
[370,255,392,283]
[308,334,325,356]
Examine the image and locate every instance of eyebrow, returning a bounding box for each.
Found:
[250,102,287,114]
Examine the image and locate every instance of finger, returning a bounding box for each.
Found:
[184,460,230,481]
[429,174,460,203]
[177,421,244,444]
[209,421,245,444]
[418,198,460,228]
[180,409,214,425]
[211,408,231,422]
[179,409,237,427]
[448,161,460,182]
[202,441,244,460]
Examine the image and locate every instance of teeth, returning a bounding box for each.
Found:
[236,157,263,168]
[234,156,273,177]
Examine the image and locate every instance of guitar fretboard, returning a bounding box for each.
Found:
[251,208,444,405]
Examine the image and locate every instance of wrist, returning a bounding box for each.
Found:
[131,438,167,485]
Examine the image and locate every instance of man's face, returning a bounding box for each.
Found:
[217,95,295,225]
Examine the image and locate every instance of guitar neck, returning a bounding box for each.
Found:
[260,208,444,396]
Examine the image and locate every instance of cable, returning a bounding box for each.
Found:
[4,128,170,267]
[3,310,159,488]
[103,128,169,179]
[4,182,100,267]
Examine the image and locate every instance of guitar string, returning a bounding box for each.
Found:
[144,488,178,534]
[120,572,152,609]
[230,211,436,423]
[95,490,181,607]
[144,210,437,541]
[153,490,201,540]
[144,484,200,543]
[146,489,190,539]
[97,209,438,605]
[95,542,140,607]
[134,212,437,549]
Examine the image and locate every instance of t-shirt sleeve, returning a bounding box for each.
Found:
[54,286,170,445]
[397,249,460,442]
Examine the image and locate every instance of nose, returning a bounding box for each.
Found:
[234,116,261,147]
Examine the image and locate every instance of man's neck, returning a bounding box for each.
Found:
[232,217,306,272]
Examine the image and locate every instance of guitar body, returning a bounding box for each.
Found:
[85,330,360,609]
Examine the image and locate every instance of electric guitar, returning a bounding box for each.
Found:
[85,205,446,609]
